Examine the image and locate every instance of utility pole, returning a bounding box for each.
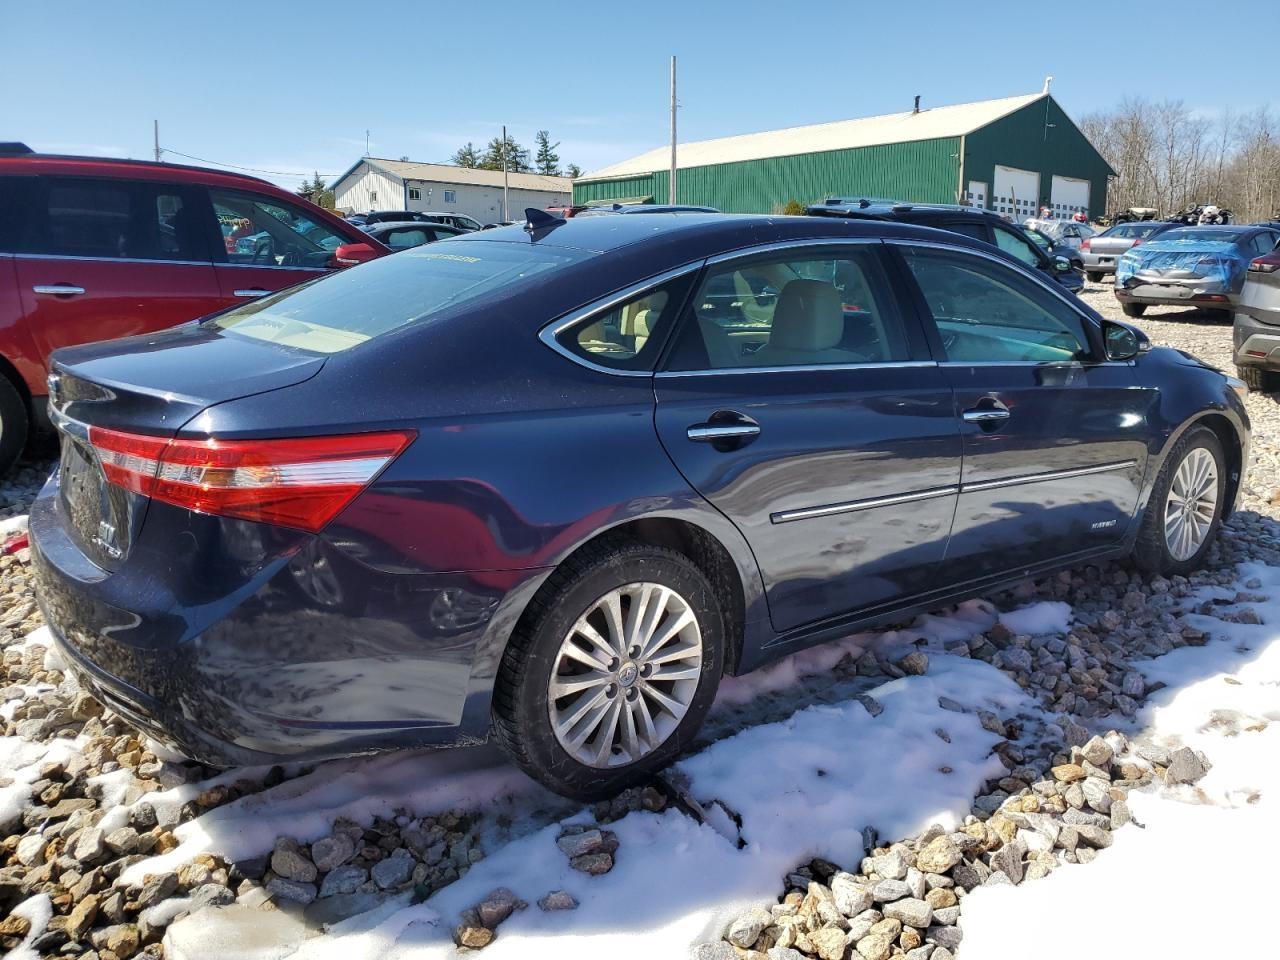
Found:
[153,120,161,162]
[502,124,510,221]
[365,130,370,156]
[668,56,677,204]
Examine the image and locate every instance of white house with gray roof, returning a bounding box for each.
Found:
[332,158,572,224]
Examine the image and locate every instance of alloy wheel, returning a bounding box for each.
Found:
[548,582,703,768]
[1164,447,1219,562]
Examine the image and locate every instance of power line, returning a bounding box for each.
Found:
[159,148,339,179]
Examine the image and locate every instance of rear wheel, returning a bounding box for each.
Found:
[492,541,724,800]
[1237,365,1280,394]
[1121,302,1147,318]
[1086,271,1105,283]
[1134,425,1226,575]
[0,377,29,478]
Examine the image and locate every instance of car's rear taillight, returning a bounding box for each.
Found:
[1249,257,1279,274]
[89,428,416,532]
[1080,238,1091,251]
[1130,239,1143,248]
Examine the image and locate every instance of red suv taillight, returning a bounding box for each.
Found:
[1248,257,1279,274]
[89,428,416,532]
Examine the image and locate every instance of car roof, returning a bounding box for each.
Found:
[807,200,1006,222]
[0,151,283,192]
[366,221,459,232]
[449,212,990,260]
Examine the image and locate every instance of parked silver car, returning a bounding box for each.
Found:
[1080,221,1177,282]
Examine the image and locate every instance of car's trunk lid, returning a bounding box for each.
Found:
[50,325,325,570]
[1090,235,1139,257]
[1117,240,1240,287]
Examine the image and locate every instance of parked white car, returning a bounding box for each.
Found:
[1023,218,1098,251]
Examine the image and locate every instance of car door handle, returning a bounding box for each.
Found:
[687,413,761,443]
[233,288,272,298]
[962,404,1011,424]
[32,284,85,296]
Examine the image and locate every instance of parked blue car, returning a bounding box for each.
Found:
[1115,223,1280,320]
[32,213,1250,799]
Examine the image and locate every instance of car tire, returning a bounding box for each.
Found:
[0,377,29,478]
[1237,365,1280,394]
[1121,303,1147,318]
[492,540,724,800]
[1086,271,1105,283]
[1133,425,1227,576]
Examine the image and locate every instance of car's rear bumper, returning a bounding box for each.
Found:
[1115,288,1237,311]
[1233,310,1280,371]
[30,473,525,766]
[1080,253,1120,272]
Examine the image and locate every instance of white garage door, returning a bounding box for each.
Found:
[993,165,1040,222]
[1050,175,1091,219]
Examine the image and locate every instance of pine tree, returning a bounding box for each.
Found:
[479,134,530,172]
[534,130,561,176]
[452,142,481,168]
[566,163,582,180]
[296,172,334,209]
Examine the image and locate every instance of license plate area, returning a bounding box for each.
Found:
[1132,283,1191,300]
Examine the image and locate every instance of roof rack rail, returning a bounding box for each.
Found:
[0,143,34,156]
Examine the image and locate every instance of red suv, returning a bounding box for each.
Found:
[0,144,386,473]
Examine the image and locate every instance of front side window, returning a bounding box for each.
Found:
[902,246,1091,364]
[212,188,348,269]
[666,247,909,370]
[28,179,204,262]
[992,226,1043,267]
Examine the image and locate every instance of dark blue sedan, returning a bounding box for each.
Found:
[31,212,1250,799]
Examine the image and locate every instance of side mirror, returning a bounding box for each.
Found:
[1103,320,1146,361]
[1052,255,1073,274]
[332,242,379,267]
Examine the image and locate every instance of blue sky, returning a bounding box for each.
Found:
[4,0,1270,191]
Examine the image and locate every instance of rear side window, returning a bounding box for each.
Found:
[992,226,1043,267]
[941,221,989,242]
[562,287,676,371]
[0,177,32,251]
[25,178,206,262]
[208,240,586,354]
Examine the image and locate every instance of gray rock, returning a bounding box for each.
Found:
[768,948,808,960]
[872,878,912,902]
[267,875,317,905]
[15,833,47,866]
[898,652,929,675]
[872,849,908,881]
[1080,736,1114,768]
[989,838,1026,884]
[856,695,884,718]
[1165,746,1210,785]
[1075,825,1113,849]
[1135,742,1171,766]
[1063,808,1111,829]
[556,828,604,858]
[570,852,614,875]
[1081,778,1113,814]
[832,872,873,916]
[1121,673,1146,697]
[473,888,516,929]
[104,827,139,856]
[937,697,965,713]
[855,932,894,960]
[371,848,414,889]
[73,826,106,862]
[1000,648,1033,673]
[691,942,738,960]
[188,883,235,910]
[538,890,578,911]
[882,897,933,927]
[906,867,927,900]
[933,906,961,925]
[271,838,317,883]
[137,871,179,908]
[847,908,883,940]
[726,906,772,949]
[926,924,964,949]
[310,833,356,873]
[319,864,367,898]
[906,946,936,960]
[1110,798,1132,830]
[915,836,962,874]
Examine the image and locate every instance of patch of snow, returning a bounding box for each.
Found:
[962,561,1280,958]
[998,600,1072,636]
[6,893,52,960]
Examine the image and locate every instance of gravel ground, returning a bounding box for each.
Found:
[1,286,1278,959]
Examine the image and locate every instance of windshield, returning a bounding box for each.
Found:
[1158,228,1243,244]
[206,241,587,354]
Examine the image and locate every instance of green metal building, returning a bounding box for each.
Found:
[575,90,1116,221]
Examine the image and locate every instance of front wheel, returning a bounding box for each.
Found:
[1086,271,1106,283]
[1121,302,1147,318]
[492,541,724,800]
[1133,425,1226,575]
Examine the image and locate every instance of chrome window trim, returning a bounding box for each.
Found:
[772,484,958,524]
[537,262,706,378]
[961,459,1139,493]
[701,235,884,267]
[12,252,216,268]
[884,237,1125,362]
[657,361,937,379]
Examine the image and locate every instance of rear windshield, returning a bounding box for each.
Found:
[1107,223,1166,239]
[206,241,586,353]
[1158,228,1243,244]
